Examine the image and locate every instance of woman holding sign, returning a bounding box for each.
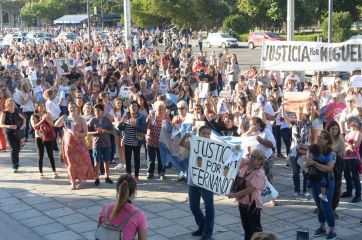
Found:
[228,149,266,240]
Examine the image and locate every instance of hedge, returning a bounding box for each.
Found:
[238,33,322,42]
[279,33,323,42]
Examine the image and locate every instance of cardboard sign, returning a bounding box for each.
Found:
[351,75,362,88]
[199,82,209,99]
[55,58,70,75]
[248,79,256,90]
[283,91,311,114]
[322,77,335,86]
[217,99,228,114]
[119,86,130,101]
[188,135,242,195]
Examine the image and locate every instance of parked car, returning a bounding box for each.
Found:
[26,32,52,44]
[55,32,80,42]
[3,33,25,45]
[349,35,362,40]
[205,33,238,48]
[248,32,285,49]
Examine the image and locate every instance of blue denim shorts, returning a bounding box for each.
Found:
[93,147,111,163]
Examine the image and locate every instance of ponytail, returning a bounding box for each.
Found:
[110,174,137,219]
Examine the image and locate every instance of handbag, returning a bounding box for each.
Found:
[95,205,139,240]
[262,179,279,204]
[231,168,256,193]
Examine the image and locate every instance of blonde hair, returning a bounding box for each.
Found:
[4,98,14,110]
[43,89,54,101]
[153,100,166,110]
[82,102,92,115]
[250,149,266,166]
[21,81,31,93]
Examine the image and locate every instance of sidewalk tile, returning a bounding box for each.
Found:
[43,230,82,240]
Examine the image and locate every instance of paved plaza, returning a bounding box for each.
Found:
[0,141,361,240]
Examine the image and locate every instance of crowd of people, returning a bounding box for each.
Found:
[0,27,361,240]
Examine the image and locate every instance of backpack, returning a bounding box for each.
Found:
[95,206,139,240]
[34,115,56,142]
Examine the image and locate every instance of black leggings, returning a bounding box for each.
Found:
[125,145,140,177]
[239,202,263,240]
[36,137,56,173]
[6,131,20,168]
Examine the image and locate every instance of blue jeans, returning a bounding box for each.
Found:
[188,185,214,238]
[290,155,308,193]
[310,177,335,228]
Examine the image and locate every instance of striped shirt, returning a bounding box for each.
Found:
[122,113,139,146]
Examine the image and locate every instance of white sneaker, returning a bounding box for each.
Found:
[114,163,125,171]
[304,192,311,199]
[319,193,328,202]
[292,191,300,198]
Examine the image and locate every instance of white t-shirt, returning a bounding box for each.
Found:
[256,128,276,159]
[46,99,61,121]
[13,88,21,105]
[20,92,35,112]
[263,102,275,131]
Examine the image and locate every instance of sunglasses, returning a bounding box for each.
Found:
[71,89,76,91]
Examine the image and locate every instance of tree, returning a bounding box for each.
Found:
[131,0,229,30]
[21,0,65,25]
[321,11,353,42]
[131,0,171,28]
[222,14,251,35]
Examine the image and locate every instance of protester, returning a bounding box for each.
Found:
[145,101,168,180]
[340,116,362,203]
[118,101,147,182]
[30,102,58,179]
[228,149,266,240]
[282,101,311,198]
[0,98,26,172]
[243,117,275,188]
[304,130,337,240]
[326,121,345,218]
[97,174,148,240]
[88,104,114,186]
[179,125,214,240]
[55,102,95,190]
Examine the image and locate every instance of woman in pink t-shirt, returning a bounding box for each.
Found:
[228,149,266,240]
[97,174,148,240]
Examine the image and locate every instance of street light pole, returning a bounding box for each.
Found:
[87,0,91,40]
[287,0,295,41]
[101,0,104,30]
[124,0,132,49]
[328,0,333,43]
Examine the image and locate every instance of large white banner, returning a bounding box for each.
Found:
[261,39,362,71]
[188,135,243,195]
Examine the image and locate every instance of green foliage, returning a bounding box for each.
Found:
[279,33,323,42]
[321,11,353,42]
[238,33,249,42]
[131,0,170,28]
[131,0,229,30]
[237,0,360,31]
[222,14,251,35]
[21,0,65,25]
